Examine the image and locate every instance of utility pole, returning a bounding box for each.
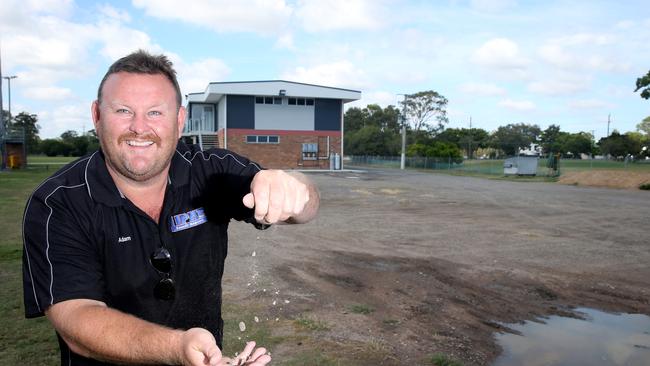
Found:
[398,94,408,170]
[0,48,5,170]
[607,114,611,137]
[468,116,472,159]
[3,75,17,117]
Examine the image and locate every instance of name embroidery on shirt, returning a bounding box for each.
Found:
[170,207,207,233]
[118,236,132,243]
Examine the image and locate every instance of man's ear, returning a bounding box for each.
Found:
[177,106,186,136]
[91,100,101,130]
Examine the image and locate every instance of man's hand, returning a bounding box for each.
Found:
[180,331,271,366]
[243,170,317,224]
[219,341,271,365]
[180,328,223,366]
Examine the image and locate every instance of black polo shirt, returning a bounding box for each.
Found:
[22,141,263,366]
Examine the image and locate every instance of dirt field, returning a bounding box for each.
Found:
[223,168,650,365]
[558,170,650,189]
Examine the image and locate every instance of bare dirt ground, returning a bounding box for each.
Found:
[558,170,650,189]
[223,168,650,365]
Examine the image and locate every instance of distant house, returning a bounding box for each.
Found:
[184,80,361,169]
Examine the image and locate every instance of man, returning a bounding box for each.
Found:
[22,50,319,365]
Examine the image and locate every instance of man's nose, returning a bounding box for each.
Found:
[129,113,150,134]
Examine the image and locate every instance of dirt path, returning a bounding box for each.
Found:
[223,169,650,365]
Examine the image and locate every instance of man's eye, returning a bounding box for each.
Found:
[116,109,132,114]
[148,111,162,117]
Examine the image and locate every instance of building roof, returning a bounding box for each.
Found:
[186,80,361,104]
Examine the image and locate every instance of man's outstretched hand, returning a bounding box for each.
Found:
[180,328,270,365]
[243,170,318,224]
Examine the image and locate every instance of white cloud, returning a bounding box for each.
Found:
[528,78,588,95]
[275,33,295,49]
[347,90,399,109]
[567,99,614,110]
[132,0,292,34]
[23,86,74,101]
[295,0,384,32]
[280,61,370,90]
[498,98,535,111]
[459,82,506,96]
[538,33,628,72]
[38,103,92,138]
[473,38,529,70]
[94,19,162,61]
[176,58,231,96]
[98,4,132,23]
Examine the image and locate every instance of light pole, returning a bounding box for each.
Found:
[3,75,17,118]
[397,94,408,170]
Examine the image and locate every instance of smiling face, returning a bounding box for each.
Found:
[92,72,186,183]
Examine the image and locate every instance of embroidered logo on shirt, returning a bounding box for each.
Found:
[170,207,207,233]
[118,236,132,243]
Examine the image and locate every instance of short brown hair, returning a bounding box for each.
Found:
[97,49,182,107]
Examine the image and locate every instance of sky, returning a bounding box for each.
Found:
[1,0,649,140]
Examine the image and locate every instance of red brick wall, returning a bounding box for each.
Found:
[224,129,341,169]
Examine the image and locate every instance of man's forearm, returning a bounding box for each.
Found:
[47,300,184,365]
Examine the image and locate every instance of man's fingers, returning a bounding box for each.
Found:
[265,179,284,223]
[242,193,255,209]
[252,182,270,222]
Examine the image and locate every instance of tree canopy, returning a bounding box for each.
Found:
[635,70,650,99]
[402,90,449,133]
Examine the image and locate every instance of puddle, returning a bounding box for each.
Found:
[493,308,650,366]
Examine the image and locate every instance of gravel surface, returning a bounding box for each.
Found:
[223,168,650,365]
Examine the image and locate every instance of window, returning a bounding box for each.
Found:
[255,97,264,104]
[302,142,318,160]
[288,98,296,105]
[264,97,273,104]
[273,97,282,105]
[245,135,280,144]
[306,99,314,106]
[297,98,305,105]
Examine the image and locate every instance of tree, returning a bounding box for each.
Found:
[8,112,41,154]
[402,90,449,132]
[635,70,650,99]
[435,127,489,158]
[489,123,541,156]
[407,141,462,160]
[540,124,563,154]
[561,132,593,157]
[637,116,650,136]
[345,125,400,156]
[598,131,642,158]
[344,104,401,133]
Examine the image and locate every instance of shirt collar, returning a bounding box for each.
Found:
[85,141,191,206]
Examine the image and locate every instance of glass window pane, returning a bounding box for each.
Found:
[274,97,282,105]
[246,135,257,143]
[288,98,296,105]
[265,97,273,104]
[306,99,314,106]
[258,135,268,143]
[297,98,305,105]
[255,97,263,104]
[268,136,279,143]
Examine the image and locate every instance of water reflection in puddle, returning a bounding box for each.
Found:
[493,308,650,366]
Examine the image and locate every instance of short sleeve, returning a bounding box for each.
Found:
[194,148,266,224]
[22,189,104,318]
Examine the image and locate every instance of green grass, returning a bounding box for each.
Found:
[639,182,650,190]
[0,167,61,366]
[429,353,464,366]
[348,304,375,315]
[294,316,330,331]
[27,155,77,165]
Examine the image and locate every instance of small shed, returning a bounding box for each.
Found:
[504,156,539,176]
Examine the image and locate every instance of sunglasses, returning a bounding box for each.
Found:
[150,247,175,300]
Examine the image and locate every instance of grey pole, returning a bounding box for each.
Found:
[3,76,17,117]
[398,94,408,170]
[0,50,5,170]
